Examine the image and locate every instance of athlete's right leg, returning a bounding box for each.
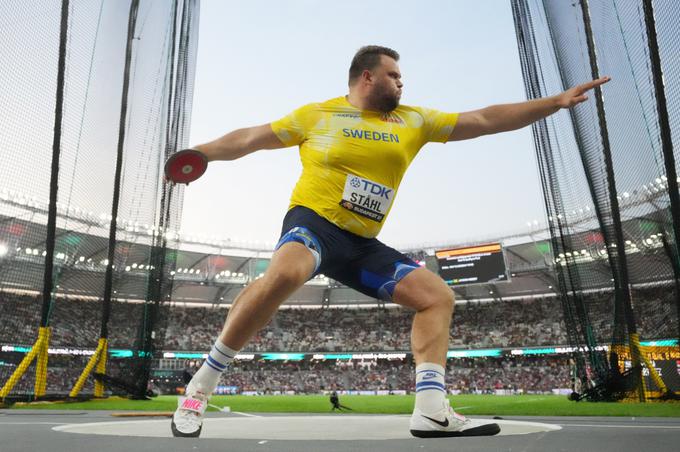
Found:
[219,241,316,350]
[171,241,316,437]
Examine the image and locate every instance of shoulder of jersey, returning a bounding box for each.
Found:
[394,103,421,115]
[319,96,348,108]
[295,97,345,114]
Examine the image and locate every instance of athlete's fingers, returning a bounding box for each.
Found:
[561,76,609,108]
[578,76,610,93]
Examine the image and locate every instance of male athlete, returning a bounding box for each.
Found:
[169,45,609,438]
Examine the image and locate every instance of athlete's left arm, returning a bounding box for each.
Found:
[448,76,610,141]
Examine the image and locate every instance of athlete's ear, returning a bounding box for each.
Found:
[361,69,374,84]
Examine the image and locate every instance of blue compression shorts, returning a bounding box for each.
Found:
[275,205,420,302]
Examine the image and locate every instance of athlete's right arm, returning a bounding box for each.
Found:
[193,124,284,161]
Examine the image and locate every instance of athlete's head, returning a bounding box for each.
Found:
[348,45,402,113]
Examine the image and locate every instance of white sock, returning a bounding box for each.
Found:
[414,363,447,414]
[188,340,238,395]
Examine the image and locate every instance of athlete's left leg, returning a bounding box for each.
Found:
[392,267,453,367]
[323,234,498,436]
[393,267,500,437]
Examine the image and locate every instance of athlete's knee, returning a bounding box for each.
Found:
[440,289,455,314]
[395,267,454,312]
[418,284,454,313]
[262,265,308,292]
[428,273,454,312]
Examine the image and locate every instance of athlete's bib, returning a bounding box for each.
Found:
[340,174,394,223]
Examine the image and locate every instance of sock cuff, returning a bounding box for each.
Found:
[213,340,239,359]
[415,362,445,376]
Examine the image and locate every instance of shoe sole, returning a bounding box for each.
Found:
[171,418,202,438]
[410,422,501,438]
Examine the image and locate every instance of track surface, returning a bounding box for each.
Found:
[1,410,679,452]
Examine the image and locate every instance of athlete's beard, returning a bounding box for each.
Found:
[368,82,400,113]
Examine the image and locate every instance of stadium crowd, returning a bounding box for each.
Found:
[0,354,572,396]
[162,297,570,352]
[201,356,573,395]
[1,288,677,352]
[0,288,674,395]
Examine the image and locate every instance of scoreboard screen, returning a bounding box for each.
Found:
[435,243,508,286]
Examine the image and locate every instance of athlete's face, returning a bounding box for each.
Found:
[368,56,403,112]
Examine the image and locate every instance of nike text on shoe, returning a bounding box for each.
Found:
[171,392,208,437]
[409,399,500,438]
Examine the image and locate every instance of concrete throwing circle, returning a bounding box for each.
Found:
[53,415,561,440]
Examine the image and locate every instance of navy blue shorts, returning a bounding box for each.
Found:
[275,206,420,302]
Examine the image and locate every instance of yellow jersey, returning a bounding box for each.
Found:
[271,96,458,238]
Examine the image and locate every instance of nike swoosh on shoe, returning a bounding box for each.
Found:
[421,415,449,427]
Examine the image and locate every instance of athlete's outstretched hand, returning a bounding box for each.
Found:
[556,76,611,109]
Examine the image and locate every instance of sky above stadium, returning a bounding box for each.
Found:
[181,0,547,249]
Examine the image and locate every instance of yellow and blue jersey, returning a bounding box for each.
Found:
[271,96,458,238]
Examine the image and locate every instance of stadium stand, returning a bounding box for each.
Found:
[4,289,673,353]
[3,286,674,396]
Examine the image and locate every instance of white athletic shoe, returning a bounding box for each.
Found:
[171,388,209,438]
[409,399,500,438]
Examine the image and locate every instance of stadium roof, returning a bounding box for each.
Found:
[0,197,675,306]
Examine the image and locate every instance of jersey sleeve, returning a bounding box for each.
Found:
[414,107,459,144]
[270,103,318,147]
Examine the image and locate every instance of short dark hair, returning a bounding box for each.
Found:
[348,45,400,85]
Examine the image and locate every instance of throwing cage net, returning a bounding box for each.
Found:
[512,0,680,401]
[0,0,198,403]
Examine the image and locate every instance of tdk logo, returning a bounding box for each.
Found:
[357,178,392,199]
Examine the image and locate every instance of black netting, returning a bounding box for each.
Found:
[512,0,680,401]
[0,0,198,401]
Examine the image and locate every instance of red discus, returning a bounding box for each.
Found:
[164,149,208,184]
